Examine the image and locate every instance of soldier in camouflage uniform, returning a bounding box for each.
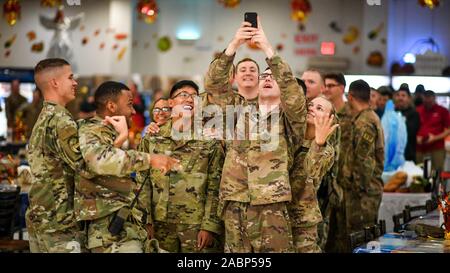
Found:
[288,96,341,253]
[329,80,385,253]
[26,58,87,253]
[76,81,179,253]
[204,18,307,253]
[137,80,225,253]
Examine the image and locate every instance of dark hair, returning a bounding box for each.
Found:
[397,83,411,96]
[378,85,393,99]
[415,84,425,93]
[424,90,436,97]
[349,80,371,102]
[324,73,346,87]
[236,58,260,73]
[169,80,199,98]
[296,78,307,95]
[94,81,130,111]
[34,58,70,74]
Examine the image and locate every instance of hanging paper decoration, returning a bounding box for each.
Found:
[31,42,44,53]
[99,42,105,50]
[4,34,17,48]
[329,21,342,33]
[276,43,284,52]
[112,44,119,50]
[291,0,312,23]
[27,31,36,41]
[82,37,89,45]
[40,0,62,8]
[3,0,21,26]
[246,40,260,50]
[5,50,11,58]
[157,36,172,52]
[137,0,158,24]
[117,47,127,61]
[343,26,359,44]
[418,0,440,9]
[115,33,128,40]
[367,51,384,67]
[218,0,240,8]
[368,22,384,40]
[94,29,100,36]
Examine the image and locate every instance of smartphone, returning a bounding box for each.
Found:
[244,12,258,28]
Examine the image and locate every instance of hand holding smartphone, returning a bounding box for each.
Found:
[244,12,258,28]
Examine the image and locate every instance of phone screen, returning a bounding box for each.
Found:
[244,12,257,28]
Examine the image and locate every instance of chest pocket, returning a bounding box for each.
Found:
[184,146,203,173]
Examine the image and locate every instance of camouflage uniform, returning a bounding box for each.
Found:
[137,120,225,253]
[316,127,342,251]
[26,101,86,253]
[327,106,384,253]
[289,126,341,253]
[76,115,153,253]
[204,52,306,253]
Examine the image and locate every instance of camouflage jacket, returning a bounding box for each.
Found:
[204,52,306,205]
[75,115,152,221]
[288,136,337,229]
[349,109,385,196]
[336,103,354,191]
[137,120,225,235]
[26,101,84,232]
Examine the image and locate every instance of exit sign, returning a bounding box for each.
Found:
[321,42,335,56]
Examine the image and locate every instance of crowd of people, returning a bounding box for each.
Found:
[3,16,449,253]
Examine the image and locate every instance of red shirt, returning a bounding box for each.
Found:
[416,104,450,152]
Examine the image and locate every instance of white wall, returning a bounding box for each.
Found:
[0,0,118,76]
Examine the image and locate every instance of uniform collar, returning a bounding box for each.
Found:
[43,101,72,117]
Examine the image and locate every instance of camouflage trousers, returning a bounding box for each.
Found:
[223,201,295,253]
[86,213,147,253]
[325,189,382,253]
[153,221,224,253]
[26,212,86,253]
[292,225,321,253]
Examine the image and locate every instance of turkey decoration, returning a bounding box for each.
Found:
[137,0,158,24]
[218,0,241,8]
[291,0,312,24]
[3,0,21,26]
[418,0,440,9]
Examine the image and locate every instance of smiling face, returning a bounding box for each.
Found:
[152,99,171,125]
[112,90,135,127]
[307,96,334,125]
[323,78,344,104]
[169,85,198,117]
[235,60,259,91]
[258,69,281,100]
[56,65,78,105]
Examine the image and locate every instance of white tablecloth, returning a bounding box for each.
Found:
[378,192,431,232]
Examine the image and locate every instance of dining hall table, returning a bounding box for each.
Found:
[353,209,450,253]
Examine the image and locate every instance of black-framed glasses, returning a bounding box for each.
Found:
[259,73,274,80]
[153,107,171,114]
[172,91,197,100]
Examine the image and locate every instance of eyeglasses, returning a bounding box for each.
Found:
[172,91,197,100]
[153,107,171,114]
[325,83,341,89]
[259,73,274,80]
